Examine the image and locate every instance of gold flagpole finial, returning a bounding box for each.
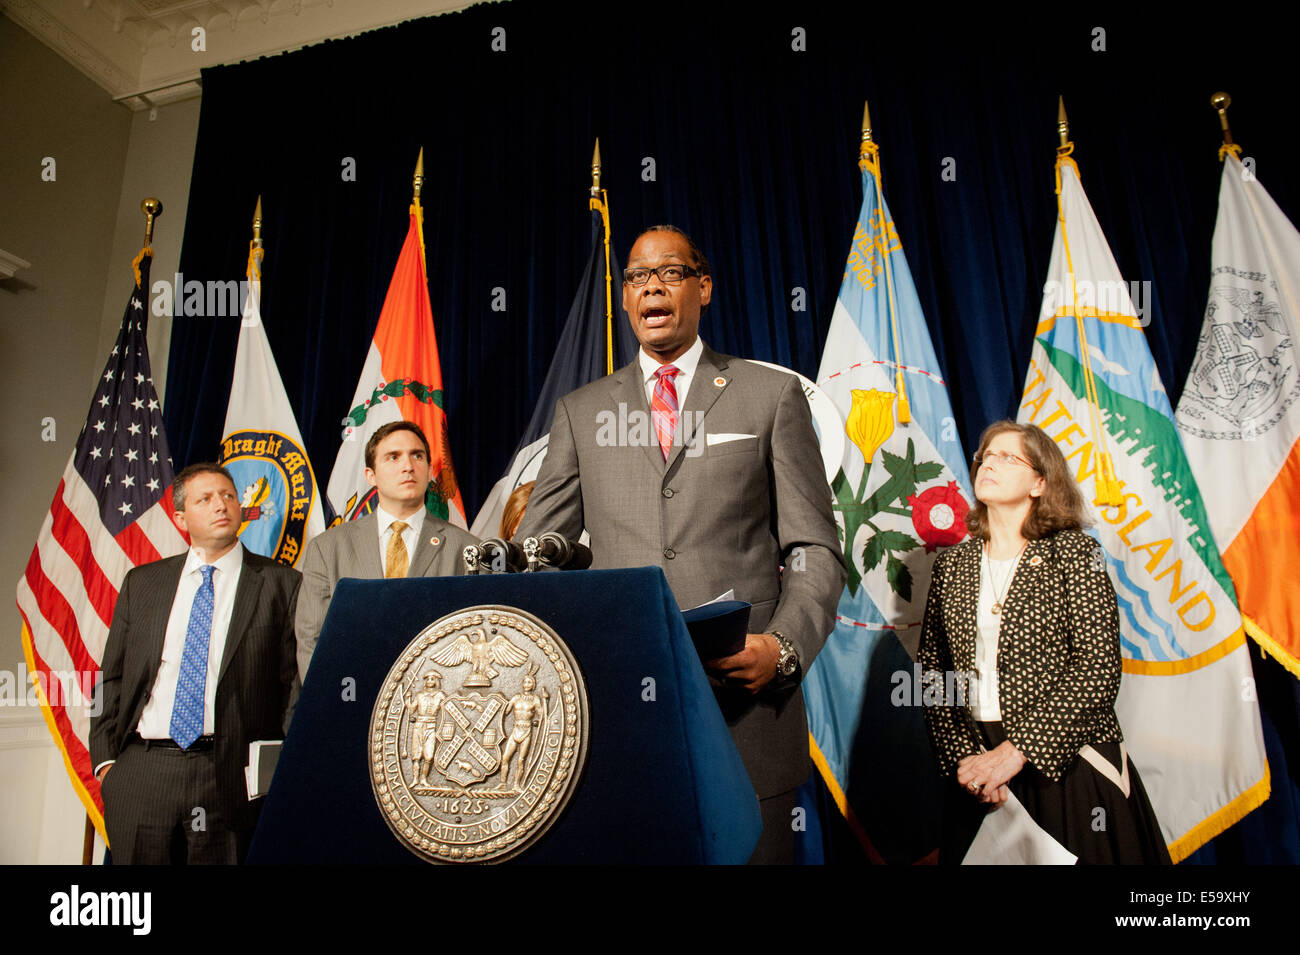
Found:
[1211,92,1242,160]
[1057,96,1070,149]
[591,138,602,197]
[140,197,162,246]
[252,195,263,247]
[861,100,873,145]
[413,147,425,201]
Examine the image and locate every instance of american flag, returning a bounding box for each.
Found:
[15,253,188,839]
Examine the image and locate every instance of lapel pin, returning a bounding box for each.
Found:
[1028,555,1043,567]
[430,536,441,547]
[713,376,727,388]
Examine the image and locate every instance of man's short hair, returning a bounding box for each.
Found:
[636,224,712,277]
[364,421,432,470]
[172,462,235,513]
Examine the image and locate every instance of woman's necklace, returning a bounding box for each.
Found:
[984,540,1028,615]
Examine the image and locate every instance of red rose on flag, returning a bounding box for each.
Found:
[908,481,969,552]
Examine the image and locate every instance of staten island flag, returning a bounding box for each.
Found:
[328,205,466,527]
[1018,151,1268,861]
[804,141,974,863]
[219,243,325,566]
[1175,153,1300,677]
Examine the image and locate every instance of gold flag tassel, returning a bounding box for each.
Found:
[247,194,264,285]
[860,101,910,424]
[132,197,162,288]
[589,138,616,376]
[411,147,428,278]
[1054,99,1121,507]
[1212,92,1243,162]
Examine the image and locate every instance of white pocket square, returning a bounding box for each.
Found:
[706,432,757,446]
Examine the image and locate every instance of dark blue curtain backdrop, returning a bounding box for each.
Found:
[165,3,1298,861]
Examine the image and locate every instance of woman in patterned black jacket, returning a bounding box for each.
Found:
[919,420,1170,864]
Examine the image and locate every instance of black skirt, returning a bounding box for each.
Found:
[940,721,1172,865]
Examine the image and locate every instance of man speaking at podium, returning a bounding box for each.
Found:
[516,226,845,863]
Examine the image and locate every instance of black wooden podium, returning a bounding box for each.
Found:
[247,567,761,864]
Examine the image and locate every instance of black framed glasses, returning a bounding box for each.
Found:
[623,264,704,287]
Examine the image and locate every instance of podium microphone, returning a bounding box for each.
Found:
[523,531,593,571]
[478,537,527,573]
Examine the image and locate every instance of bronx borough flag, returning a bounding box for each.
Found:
[1175,152,1300,677]
[1017,146,1269,860]
[15,252,187,838]
[804,129,974,863]
[328,198,466,527]
[219,237,325,567]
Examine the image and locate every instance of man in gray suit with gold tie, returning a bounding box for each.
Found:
[516,225,845,862]
[295,421,477,681]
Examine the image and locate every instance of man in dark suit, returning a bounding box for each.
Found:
[516,225,845,862]
[295,421,477,681]
[91,463,301,864]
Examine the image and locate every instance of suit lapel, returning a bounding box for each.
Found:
[1000,537,1053,625]
[347,513,385,579]
[141,557,186,696]
[219,546,263,683]
[609,359,665,475]
[409,519,448,576]
[949,541,982,672]
[666,346,728,476]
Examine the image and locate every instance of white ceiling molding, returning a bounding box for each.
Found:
[4,0,479,109]
[0,248,34,279]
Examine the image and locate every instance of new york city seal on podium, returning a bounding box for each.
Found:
[369,606,590,863]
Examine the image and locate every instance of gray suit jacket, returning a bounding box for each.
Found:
[90,546,301,833]
[516,344,845,797]
[294,510,479,680]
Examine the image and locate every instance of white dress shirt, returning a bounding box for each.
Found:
[971,553,1021,722]
[136,543,244,740]
[638,335,704,408]
[376,505,426,573]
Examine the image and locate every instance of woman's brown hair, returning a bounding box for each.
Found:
[964,420,1088,541]
[500,481,535,540]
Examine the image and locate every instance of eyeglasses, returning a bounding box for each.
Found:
[973,450,1036,471]
[623,264,704,287]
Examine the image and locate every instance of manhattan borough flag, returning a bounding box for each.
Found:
[218,243,325,566]
[804,140,974,863]
[15,253,188,837]
[471,194,637,536]
[1018,150,1268,860]
[328,204,466,527]
[1175,152,1300,677]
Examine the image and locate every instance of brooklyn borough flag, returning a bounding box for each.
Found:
[1175,152,1300,677]
[1018,149,1268,860]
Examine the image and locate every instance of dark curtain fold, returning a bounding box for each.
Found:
[164,1,1297,861]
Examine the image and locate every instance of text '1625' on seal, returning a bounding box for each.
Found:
[369,605,590,863]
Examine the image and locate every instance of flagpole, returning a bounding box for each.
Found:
[1053,99,1121,506]
[132,197,161,288]
[589,138,616,375]
[412,147,428,278]
[859,101,910,424]
[248,195,264,285]
[1211,92,1243,161]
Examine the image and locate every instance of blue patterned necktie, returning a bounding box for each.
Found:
[170,564,215,749]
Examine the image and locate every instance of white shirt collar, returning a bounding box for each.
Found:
[377,505,426,538]
[638,336,704,388]
[183,540,244,577]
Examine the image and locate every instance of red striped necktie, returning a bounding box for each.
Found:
[651,364,681,460]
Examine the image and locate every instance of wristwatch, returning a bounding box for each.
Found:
[770,631,799,681]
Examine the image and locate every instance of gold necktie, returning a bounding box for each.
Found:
[385,521,410,578]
